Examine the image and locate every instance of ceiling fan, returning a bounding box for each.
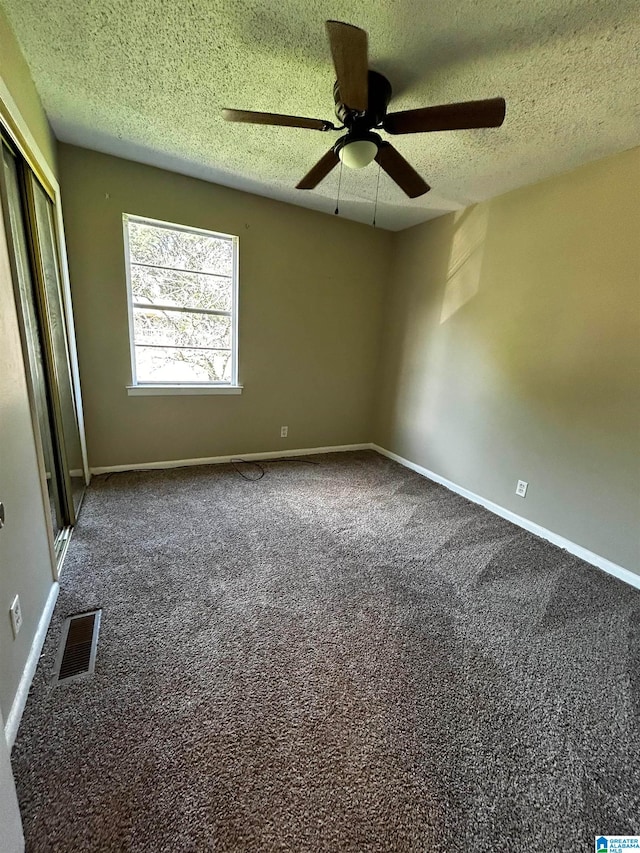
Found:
[222,21,506,199]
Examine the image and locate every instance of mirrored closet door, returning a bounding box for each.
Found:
[0,133,87,556]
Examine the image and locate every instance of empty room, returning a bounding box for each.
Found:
[0,1,638,851]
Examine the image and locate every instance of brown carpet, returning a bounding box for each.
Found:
[11,450,640,852]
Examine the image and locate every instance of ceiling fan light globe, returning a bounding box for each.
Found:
[338,139,378,169]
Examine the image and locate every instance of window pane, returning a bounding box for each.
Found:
[131,265,232,312]
[135,346,231,383]
[128,220,233,277]
[133,308,231,349]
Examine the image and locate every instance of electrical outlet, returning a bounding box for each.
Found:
[280,426,288,438]
[9,595,23,639]
[516,480,528,498]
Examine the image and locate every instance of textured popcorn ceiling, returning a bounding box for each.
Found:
[3,0,639,230]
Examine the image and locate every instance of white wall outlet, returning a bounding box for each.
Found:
[9,595,23,639]
[280,426,288,438]
[516,480,528,498]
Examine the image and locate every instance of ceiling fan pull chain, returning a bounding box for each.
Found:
[335,160,344,215]
[372,163,381,227]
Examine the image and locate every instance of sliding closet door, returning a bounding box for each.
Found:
[1,144,65,541]
[0,134,86,549]
[25,174,85,517]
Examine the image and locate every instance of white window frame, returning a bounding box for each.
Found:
[123,213,241,395]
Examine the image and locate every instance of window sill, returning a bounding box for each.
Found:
[126,384,243,396]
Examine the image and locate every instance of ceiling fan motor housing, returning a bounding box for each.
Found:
[333,70,392,134]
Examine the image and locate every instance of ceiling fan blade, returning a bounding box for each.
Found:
[375,143,430,198]
[296,148,340,190]
[222,109,335,132]
[325,21,368,112]
[383,97,506,135]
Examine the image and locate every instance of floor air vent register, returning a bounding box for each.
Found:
[53,610,102,684]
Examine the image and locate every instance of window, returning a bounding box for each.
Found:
[123,214,239,393]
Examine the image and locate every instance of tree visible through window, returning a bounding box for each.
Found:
[123,214,238,385]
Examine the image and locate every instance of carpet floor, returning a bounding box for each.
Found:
[11,450,640,852]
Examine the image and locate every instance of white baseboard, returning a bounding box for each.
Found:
[90,443,372,475]
[371,444,640,592]
[5,581,59,750]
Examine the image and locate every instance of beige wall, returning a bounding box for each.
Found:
[0,11,57,728]
[0,6,56,172]
[375,147,640,573]
[57,143,392,468]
